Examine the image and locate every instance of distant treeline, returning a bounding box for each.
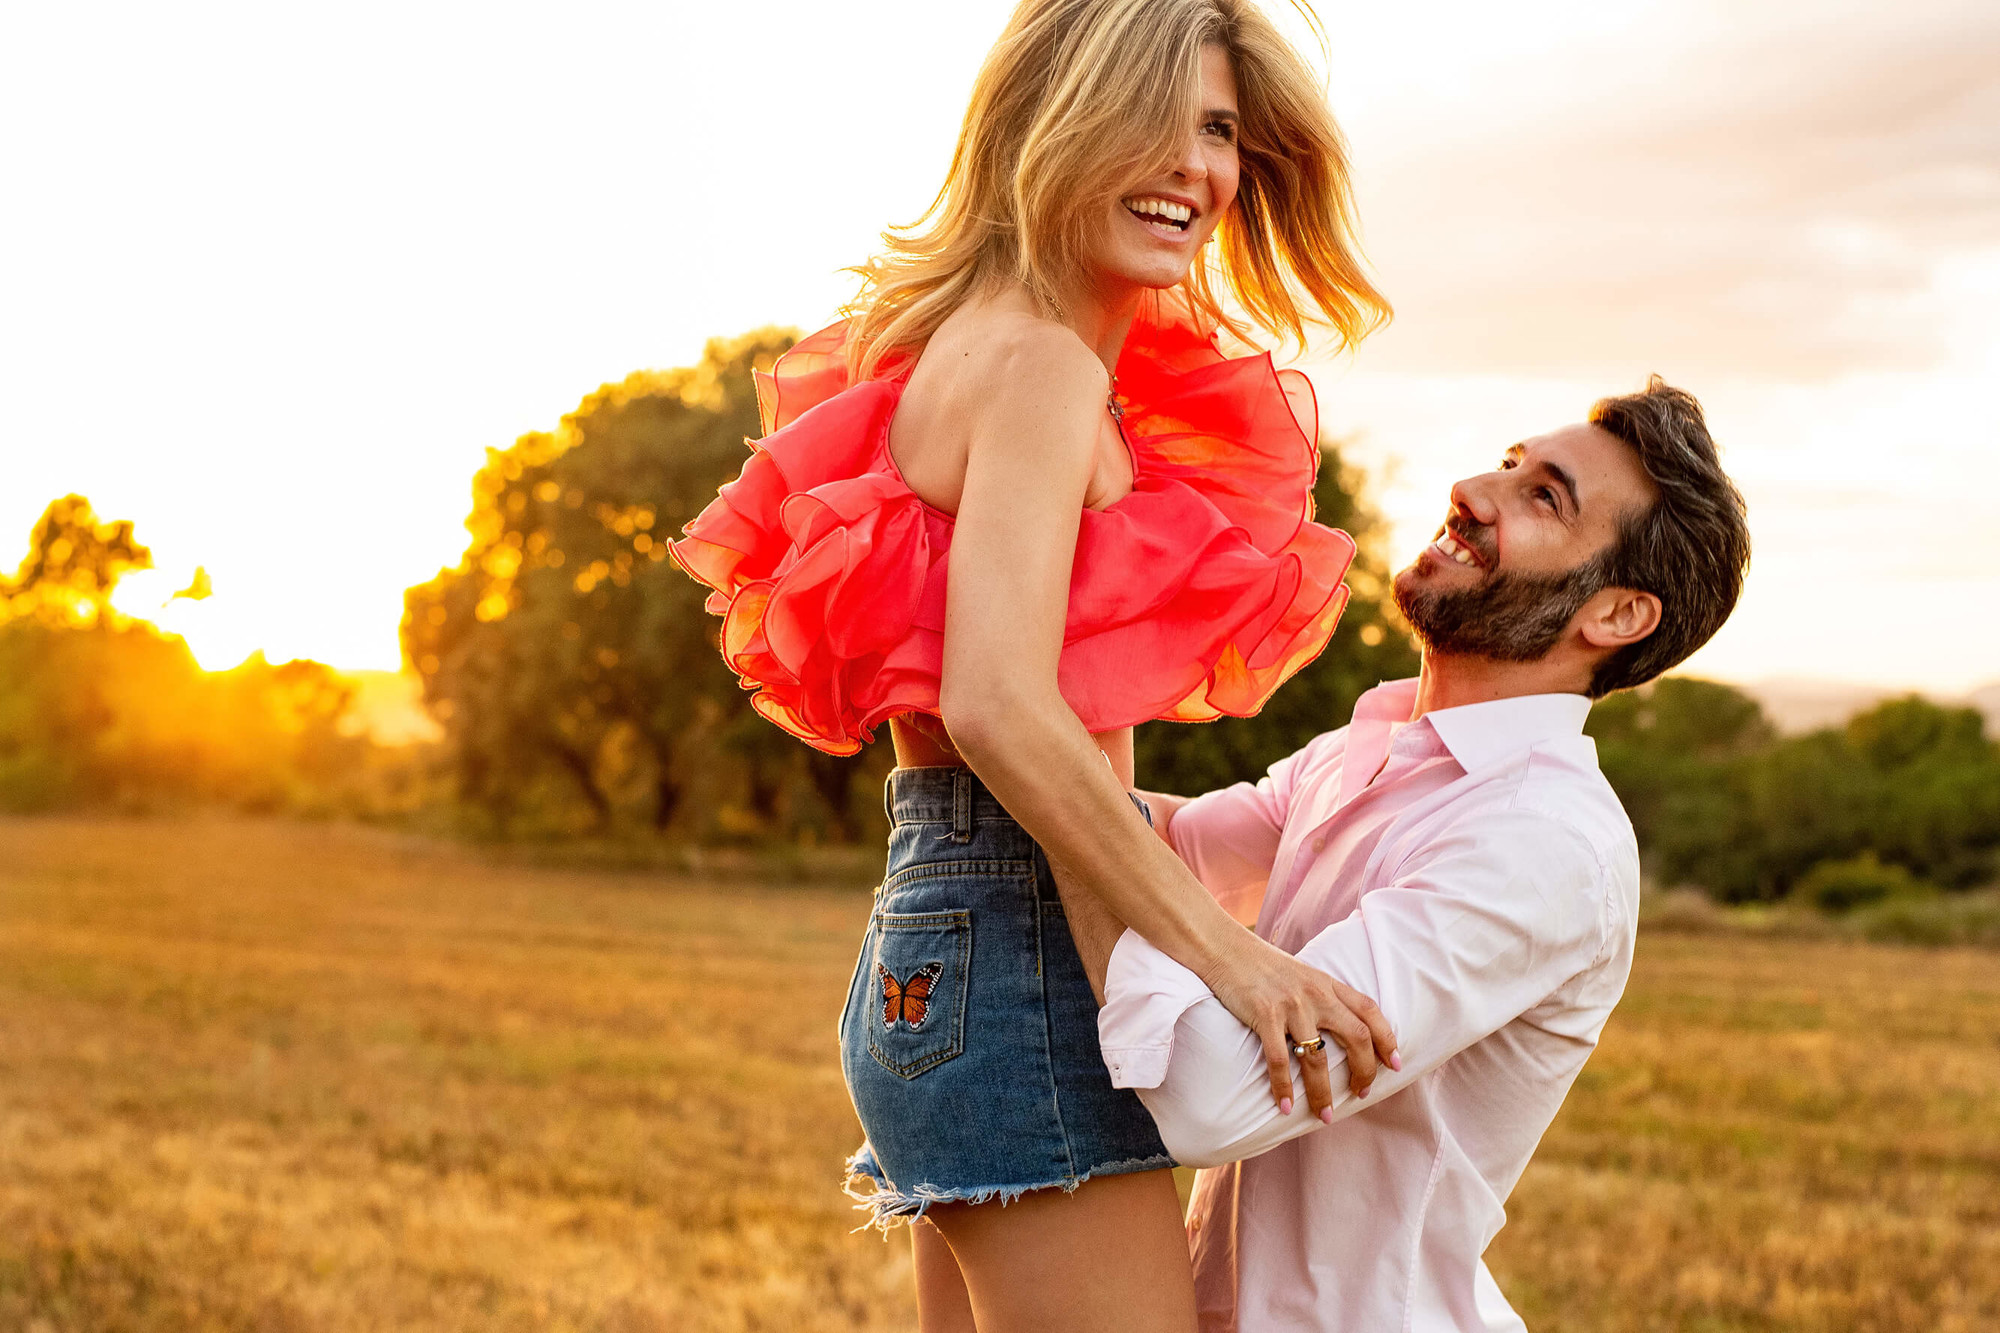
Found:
[0,497,422,815]
[3,334,1994,908]
[1589,678,1999,902]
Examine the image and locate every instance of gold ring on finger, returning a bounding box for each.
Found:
[1290,1034,1327,1057]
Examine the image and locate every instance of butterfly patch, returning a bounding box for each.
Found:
[878,961,944,1031]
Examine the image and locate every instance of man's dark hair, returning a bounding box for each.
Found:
[1584,376,1750,697]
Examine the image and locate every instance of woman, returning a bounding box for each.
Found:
[672,1,1394,1327]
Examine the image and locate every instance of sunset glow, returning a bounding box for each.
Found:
[4,0,1996,693]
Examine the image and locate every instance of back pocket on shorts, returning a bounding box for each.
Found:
[866,909,972,1080]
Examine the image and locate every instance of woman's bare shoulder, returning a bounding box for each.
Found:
[920,301,1109,414]
[890,298,1111,512]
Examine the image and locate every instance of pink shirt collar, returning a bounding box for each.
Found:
[1337,678,1594,809]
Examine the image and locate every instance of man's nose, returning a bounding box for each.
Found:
[1449,474,1499,528]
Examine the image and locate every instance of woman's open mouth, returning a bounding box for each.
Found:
[1122,195,1196,237]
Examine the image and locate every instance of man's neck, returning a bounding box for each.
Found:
[1408,652,1591,720]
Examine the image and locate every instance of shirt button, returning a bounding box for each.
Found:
[1312,836,1326,853]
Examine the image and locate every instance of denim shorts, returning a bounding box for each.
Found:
[838,766,1174,1230]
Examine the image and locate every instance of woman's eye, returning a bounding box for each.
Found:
[1202,119,1237,142]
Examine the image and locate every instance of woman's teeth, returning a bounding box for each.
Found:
[1435,533,1479,567]
[1123,196,1192,231]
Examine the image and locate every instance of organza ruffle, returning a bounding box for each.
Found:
[670,292,1354,756]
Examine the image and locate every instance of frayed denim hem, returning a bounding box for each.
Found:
[841,1142,1178,1235]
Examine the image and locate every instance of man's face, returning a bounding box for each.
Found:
[1393,423,1658,662]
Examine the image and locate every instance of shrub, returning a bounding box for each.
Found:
[1852,891,2000,948]
[1794,853,1932,914]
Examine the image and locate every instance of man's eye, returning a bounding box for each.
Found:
[1535,486,1557,508]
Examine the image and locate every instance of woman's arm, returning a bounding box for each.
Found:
[934,321,1394,1103]
[1101,812,1611,1159]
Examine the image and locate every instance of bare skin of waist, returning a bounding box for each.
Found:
[890,713,1136,789]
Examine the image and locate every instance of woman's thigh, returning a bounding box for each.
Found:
[923,1169,1195,1333]
[912,1218,978,1333]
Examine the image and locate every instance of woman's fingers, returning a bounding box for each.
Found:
[1333,979,1400,1073]
[1258,1023,1295,1112]
[1211,940,1398,1114]
[1296,1040,1336,1119]
[1320,1003,1379,1097]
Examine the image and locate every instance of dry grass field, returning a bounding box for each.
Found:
[0,816,1994,1332]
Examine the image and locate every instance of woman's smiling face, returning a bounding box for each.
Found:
[1086,43,1241,295]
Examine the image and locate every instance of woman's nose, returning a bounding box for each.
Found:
[1172,132,1208,183]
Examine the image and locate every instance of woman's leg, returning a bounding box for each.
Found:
[912,1216,979,1333]
[925,1169,1196,1333]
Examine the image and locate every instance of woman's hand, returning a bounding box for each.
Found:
[1200,929,1399,1118]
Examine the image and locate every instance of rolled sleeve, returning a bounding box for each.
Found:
[1098,929,1212,1090]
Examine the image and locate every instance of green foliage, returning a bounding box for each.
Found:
[0,497,416,816]
[1135,443,1421,794]
[1589,683,2000,902]
[402,330,893,840]
[1795,853,1933,914]
[0,609,379,816]
[1588,676,1776,870]
[2,494,151,625]
[1852,890,2000,948]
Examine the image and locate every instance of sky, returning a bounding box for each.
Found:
[2,0,1996,693]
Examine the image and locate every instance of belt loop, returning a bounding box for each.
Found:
[951,767,974,844]
[883,771,897,827]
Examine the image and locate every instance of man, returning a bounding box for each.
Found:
[1063,377,1752,1332]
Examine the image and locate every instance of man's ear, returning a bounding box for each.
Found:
[1578,586,1662,650]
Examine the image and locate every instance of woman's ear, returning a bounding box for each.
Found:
[1578,587,1662,651]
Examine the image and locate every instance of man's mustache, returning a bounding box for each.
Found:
[1440,517,1498,570]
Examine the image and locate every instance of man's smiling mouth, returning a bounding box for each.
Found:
[1122,195,1195,234]
[1431,529,1486,569]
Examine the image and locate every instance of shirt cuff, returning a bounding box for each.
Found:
[1097,928,1215,1089]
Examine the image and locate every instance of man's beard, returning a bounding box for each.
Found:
[1394,551,1607,662]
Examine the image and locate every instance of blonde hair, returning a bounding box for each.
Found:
[847,0,1389,379]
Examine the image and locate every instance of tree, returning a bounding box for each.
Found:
[2,494,151,625]
[0,498,374,814]
[405,329,841,834]
[1587,675,1776,865]
[1588,682,2000,901]
[1841,698,1999,889]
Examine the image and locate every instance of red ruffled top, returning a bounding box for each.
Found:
[669,293,1355,756]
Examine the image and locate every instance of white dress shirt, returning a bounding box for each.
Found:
[1098,678,1640,1332]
